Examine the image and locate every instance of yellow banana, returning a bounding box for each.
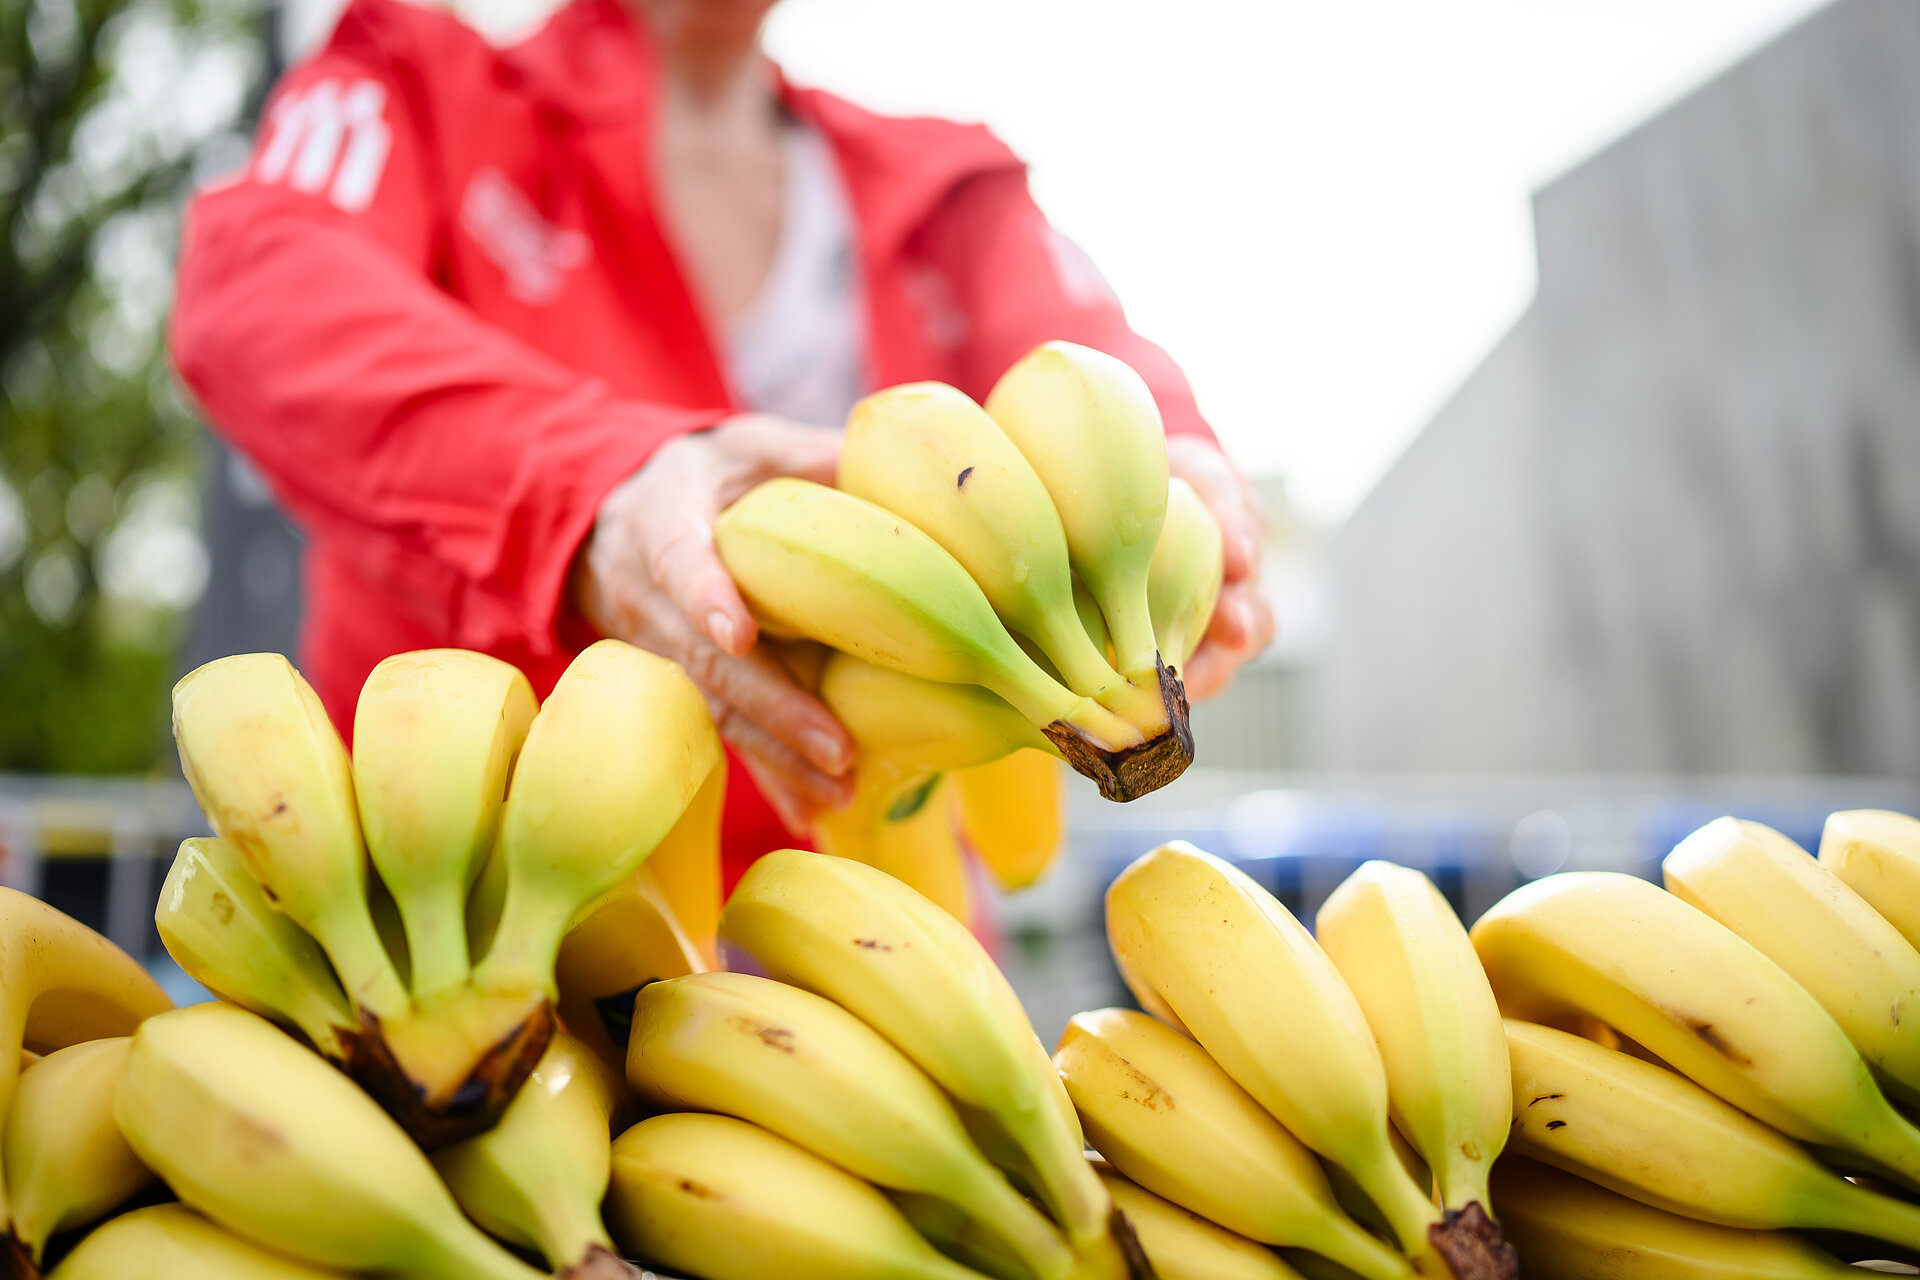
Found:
[839,382,1166,734]
[0,888,170,1228]
[4,1038,152,1270]
[351,649,536,1000]
[431,1033,627,1274]
[1054,1008,1412,1280]
[819,649,1057,774]
[1819,809,1920,951]
[1104,843,1447,1272]
[554,865,708,1076]
[1094,1163,1307,1280]
[115,1003,543,1280]
[635,757,725,969]
[47,1204,349,1280]
[1470,870,1920,1187]
[1489,1157,1863,1279]
[953,748,1064,892]
[1315,861,1510,1218]
[629,972,1076,1280]
[606,1112,992,1280]
[814,763,972,923]
[156,837,354,1061]
[1147,477,1223,668]
[170,653,408,1018]
[1503,1018,1920,1251]
[715,478,1188,802]
[1664,816,1920,1104]
[719,850,1113,1253]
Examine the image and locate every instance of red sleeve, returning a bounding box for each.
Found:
[923,167,1218,446]
[169,0,717,657]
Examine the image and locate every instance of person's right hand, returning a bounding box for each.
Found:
[573,413,855,834]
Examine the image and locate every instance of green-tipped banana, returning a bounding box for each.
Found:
[719,851,1113,1254]
[839,382,1167,735]
[607,1112,992,1280]
[432,1033,628,1275]
[1819,809,1920,951]
[156,837,354,1060]
[352,649,536,1000]
[171,653,407,1018]
[116,1003,543,1280]
[1094,1163,1308,1280]
[47,1204,349,1279]
[4,1038,152,1270]
[1147,477,1223,667]
[630,972,1077,1280]
[1504,1018,1920,1251]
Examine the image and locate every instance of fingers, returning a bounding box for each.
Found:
[641,512,758,657]
[1181,579,1277,702]
[687,640,854,779]
[1166,436,1263,583]
[735,735,852,837]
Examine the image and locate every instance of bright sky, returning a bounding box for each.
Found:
[763,0,1828,523]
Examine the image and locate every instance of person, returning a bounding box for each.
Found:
[170,0,1275,886]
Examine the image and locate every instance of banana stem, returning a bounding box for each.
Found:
[959,1165,1080,1280]
[1861,1106,1920,1194]
[1826,1177,1920,1255]
[320,902,412,1020]
[1354,1144,1443,1262]
[470,886,567,1000]
[399,884,475,1002]
[1031,612,1125,702]
[425,1226,548,1280]
[1090,579,1161,687]
[532,1194,617,1272]
[1312,1216,1420,1280]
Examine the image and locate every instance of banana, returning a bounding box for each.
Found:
[1664,816,1920,1104]
[1819,809,1920,952]
[636,754,726,969]
[114,1002,543,1280]
[4,1038,151,1271]
[1470,870,1920,1187]
[1147,477,1223,668]
[1053,1008,1412,1280]
[352,649,536,1001]
[171,653,408,1019]
[431,1033,628,1276]
[1104,843,1455,1274]
[1093,1162,1307,1280]
[1488,1157,1864,1279]
[629,971,1076,1280]
[984,342,1169,695]
[47,1204,349,1280]
[1315,861,1510,1219]
[1503,1018,1920,1251]
[606,1112,992,1280]
[819,650,1058,775]
[554,865,708,1076]
[0,888,170,1228]
[715,478,1189,802]
[814,763,972,922]
[953,748,1064,892]
[719,850,1113,1253]
[839,382,1167,735]
[156,836,354,1060]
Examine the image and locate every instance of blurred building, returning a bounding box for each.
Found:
[1324,0,1920,782]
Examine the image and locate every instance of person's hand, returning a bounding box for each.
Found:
[1165,434,1276,701]
[573,413,855,834]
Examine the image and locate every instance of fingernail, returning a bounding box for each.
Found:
[1238,532,1260,567]
[802,728,849,774]
[706,611,737,653]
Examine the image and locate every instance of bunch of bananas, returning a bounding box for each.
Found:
[716,343,1226,852]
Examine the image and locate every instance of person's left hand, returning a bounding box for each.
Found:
[1165,434,1276,701]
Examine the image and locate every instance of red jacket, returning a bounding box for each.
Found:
[171,0,1216,883]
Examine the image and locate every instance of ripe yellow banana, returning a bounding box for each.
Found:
[171,653,408,1019]
[953,748,1064,892]
[1471,870,1920,1187]
[1819,808,1920,951]
[606,1112,992,1280]
[1147,477,1223,668]
[1094,1163,1306,1280]
[629,972,1076,1280]
[719,850,1112,1253]
[156,837,354,1061]
[814,764,972,923]
[431,1033,627,1275]
[1503,1018,1920,1251]
[1315,861,1511,1219]
[115,1003,543,1280]
[1053,1008,1412,1280]
[818,650,1057,775]
[47,1204,349,1280]
[984,342,1169,693]
[1104,843,1448,1272]
[554,865,708,1076]
[352,649,536,1000]
[1489,1157,1863,1279]
[635,755,726,969]
[715,478,1187,802]
[4,1038,152,1270]
[1664,816,1920,1104]
[0,888,170,1229]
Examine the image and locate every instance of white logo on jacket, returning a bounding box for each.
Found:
[458,168,589,305]
[254,78,392,213]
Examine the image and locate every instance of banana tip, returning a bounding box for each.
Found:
[1429,1201,1518,1280]
[1046,660,1193,802]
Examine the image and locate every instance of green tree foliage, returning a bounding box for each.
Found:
[0,0,258,772]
